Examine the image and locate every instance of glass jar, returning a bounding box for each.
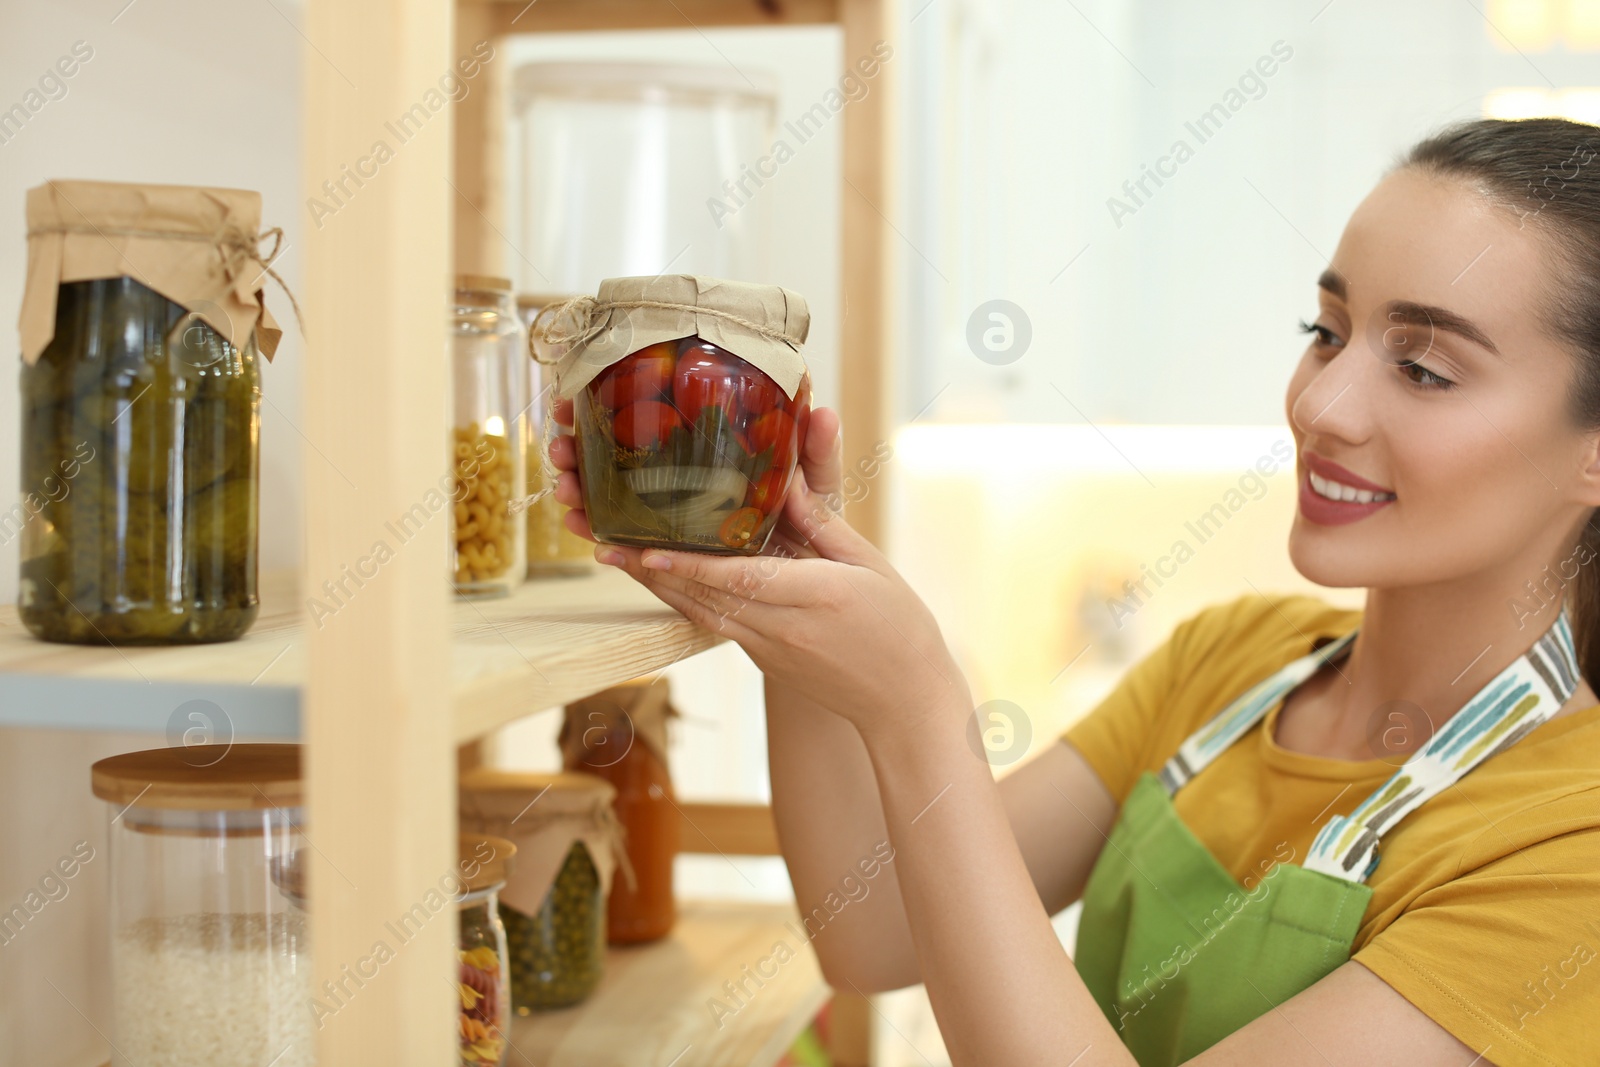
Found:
[450,276,529,598]
[576,336,811,555]
[457,834,515,1067]
[18,276,261,644]
[515,293,596,578]
[459,769,617,1014]
[560,680,678,944]
[502,841,605,1010]
[508,63,778,295]
[93,743,312,1067]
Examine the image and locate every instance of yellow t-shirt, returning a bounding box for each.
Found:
[1061,592,1600,1067]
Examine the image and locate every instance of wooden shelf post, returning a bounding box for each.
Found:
[304,2,456,1064]
[453,0,898,547]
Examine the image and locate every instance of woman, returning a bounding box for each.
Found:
[550,118,1600,1065]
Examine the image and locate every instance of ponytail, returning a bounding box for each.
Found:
[1568,514,1600,687]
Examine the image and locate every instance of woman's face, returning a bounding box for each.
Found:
[1286,167,1600,593]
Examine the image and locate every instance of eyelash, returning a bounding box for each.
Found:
[1296,319,1456,392]
[1297,319,1340,349]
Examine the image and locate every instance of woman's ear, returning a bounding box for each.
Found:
[1578,429,1600,507]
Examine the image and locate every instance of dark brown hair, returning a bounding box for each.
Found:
[1398,118,1600,684]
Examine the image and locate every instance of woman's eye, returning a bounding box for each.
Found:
[1297,318,1343,350]
[1400,360,1456,391]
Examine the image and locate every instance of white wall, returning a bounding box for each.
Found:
[0,0,307,606]
[0,4,303,1063]
[899,0,1600,426]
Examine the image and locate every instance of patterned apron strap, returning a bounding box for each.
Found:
[1304,605,1580,883]
[1156,627,1360,794]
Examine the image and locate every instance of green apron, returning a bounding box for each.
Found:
[1073,605,1581,1066]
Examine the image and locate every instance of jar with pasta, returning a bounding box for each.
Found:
[457,834,516,1067]
[516,293,597,578]
[450,276,529,598]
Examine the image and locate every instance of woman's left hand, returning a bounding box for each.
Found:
[598,477,973,743]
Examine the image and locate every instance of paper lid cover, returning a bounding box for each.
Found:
[20,179,285,364]
[537,274,809,401]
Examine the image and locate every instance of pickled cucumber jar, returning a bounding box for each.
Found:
[458,770,622,1014]
[515,293,596,578]
[451,276,529,598]
[17,181,282,645]
[18,277,262,644]
[457,834,516,1067]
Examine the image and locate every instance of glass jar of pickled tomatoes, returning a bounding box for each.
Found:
[575,337,810,554]
[549,276,810,555]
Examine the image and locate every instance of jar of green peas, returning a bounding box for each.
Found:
[458,770,624,1013]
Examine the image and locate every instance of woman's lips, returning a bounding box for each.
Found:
[1298,467,1396,526]
[1302,452,1393,494]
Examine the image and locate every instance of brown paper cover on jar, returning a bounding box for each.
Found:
[19,179,286,364]
[458,769,629,917]
[558,677,677,771]
[534,274,809,401]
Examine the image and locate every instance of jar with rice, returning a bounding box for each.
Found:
[93,744,312,1067]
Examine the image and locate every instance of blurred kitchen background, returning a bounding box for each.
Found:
[3,0,1597,1062]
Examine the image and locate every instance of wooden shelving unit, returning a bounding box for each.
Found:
[0,569,720,743]
[6,0,895,1064]
[511,902,829,1067]
[83,903,819,1067]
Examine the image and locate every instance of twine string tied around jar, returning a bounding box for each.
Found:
[528,294,806,366]
[26,222,306,348]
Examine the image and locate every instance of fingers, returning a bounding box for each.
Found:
[602,546,767,642]
[553,398,574,428]
[642,576,764,643]
[555,469,583,509]
[799,406,844,503]
[636,546,812,607]
[561,505,596,542]
[764,523,821,561]
[549,433,578,472]
[779,480,885,570]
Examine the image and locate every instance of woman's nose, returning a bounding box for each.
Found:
[1291,344,1375,444]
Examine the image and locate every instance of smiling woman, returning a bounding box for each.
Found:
[551,117,1600,1067]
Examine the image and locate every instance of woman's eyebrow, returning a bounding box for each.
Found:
[1315,269,1501,358]
[1382,301,1502,358]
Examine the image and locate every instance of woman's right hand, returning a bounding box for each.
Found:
[546,395,847,561]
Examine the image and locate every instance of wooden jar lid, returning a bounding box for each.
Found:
[456,273,512,294]
[460,834,517,892]
[91,744,301,811]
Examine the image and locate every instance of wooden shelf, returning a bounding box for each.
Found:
[510,901,829,1067]
[76,901,823,1067]
[470,0,840,34]
[0,569,721,743]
